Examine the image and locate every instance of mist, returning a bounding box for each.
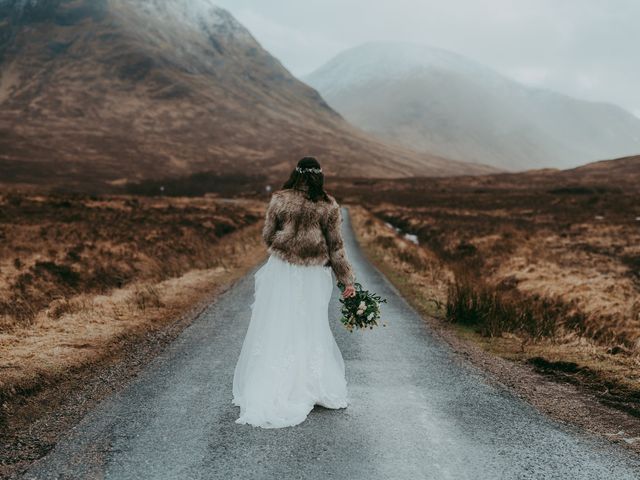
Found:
[214,0,640,117]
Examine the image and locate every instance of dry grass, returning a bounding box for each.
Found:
[348,205,451,320]
[0,193,267,429]
[349,198,640,416]
[341,177,640,350]
[366,195,639,353]
[0,193,263,330]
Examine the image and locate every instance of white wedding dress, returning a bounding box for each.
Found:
[232,253,349,428]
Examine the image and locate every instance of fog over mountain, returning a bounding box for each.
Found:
[0,1,495,191]
[305,42,640,171]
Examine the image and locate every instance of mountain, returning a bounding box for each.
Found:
[332,155,640,206]
[469,154,640,190]
[463,154,640,190]
[536,154,640,188]
[304,42,640,171]
[0,1,499,191]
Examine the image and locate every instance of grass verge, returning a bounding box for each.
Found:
[349,205,640,420]
[0,193,267,477]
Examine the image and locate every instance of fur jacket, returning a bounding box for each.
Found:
[262,186,355,286]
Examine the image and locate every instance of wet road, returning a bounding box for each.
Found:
[24,209,640,479]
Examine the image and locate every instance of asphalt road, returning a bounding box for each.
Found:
[24,209,640,479]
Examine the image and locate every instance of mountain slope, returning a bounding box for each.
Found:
[304,42,640,171]
[358,155,640,193]
[0,2,494,191]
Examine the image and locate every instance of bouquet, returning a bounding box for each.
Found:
[337,282,388,332]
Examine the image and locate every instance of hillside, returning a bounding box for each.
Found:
[0,1,494,192]
[305,42,640,171]
[333,155,640,195]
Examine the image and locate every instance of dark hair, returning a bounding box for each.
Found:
[282,156,330,202]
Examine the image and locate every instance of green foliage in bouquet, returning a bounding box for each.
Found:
[337,282,388,332]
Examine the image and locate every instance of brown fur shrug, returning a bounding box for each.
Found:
[262,187,355,286]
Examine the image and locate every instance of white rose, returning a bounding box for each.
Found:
[367,312,374,321]
[356,309,364,316]
[358,301,366,310]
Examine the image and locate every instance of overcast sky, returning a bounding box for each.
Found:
[214,0,640,117]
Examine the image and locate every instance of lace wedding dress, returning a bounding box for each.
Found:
[232,254,349,428]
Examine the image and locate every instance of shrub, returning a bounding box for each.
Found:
[446,275,560,340]
[129,285,163,311]
[374,235,396,249]
[33,261,80,288]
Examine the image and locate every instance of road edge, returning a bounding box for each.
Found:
[1,246,266,480]
[346,204,640,456]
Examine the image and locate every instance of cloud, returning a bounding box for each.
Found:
[506,67,551,86]
[214,0,640,115]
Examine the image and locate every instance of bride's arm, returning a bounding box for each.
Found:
[262,194,280,247]
[324,202,355,288]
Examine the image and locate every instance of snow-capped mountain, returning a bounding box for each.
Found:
[0,2,495,190]
[305,42,640,171]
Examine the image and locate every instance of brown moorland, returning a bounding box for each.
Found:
[0,192,267,475]
[337,155,640,416]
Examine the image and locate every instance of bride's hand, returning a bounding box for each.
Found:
[341,284,356,298]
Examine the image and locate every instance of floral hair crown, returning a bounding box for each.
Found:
[296,166,322,174]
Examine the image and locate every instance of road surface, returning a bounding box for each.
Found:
[24,209,640,479]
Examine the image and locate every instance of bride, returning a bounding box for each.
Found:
[232,156,356,428]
